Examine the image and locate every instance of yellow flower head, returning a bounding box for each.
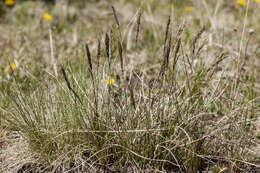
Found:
[5,0,15,6]
[255,0,260,3]
[237,0,246,6]
[4,62,16,73]
[43,13,52,21]
[102,78,115,86]
[145,89,150,95]
[10,63,15,71]
[185,7,193,13]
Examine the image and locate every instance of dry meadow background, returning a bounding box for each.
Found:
[0,0,260,172]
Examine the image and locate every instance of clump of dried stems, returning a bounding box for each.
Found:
[1,4,259,173]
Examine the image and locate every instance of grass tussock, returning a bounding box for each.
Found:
[0,1,260,172]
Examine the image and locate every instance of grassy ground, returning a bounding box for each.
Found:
[0,0,260,172]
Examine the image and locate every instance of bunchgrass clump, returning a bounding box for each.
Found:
[0,1,260,172]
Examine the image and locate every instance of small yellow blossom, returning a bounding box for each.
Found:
[102,78,115,86]
[5,63,16,72]
[10,63,15,71]
[43,13,52,21]
[145,89,150,95]
[168,4,173,9]
[185,7,193,13]
[255,0,260,3]
[237,0,246,6]
[5,0,15,6]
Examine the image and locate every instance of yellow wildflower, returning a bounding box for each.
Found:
[237,0,246,6]
[5,0,15,6]
[185,7,193,13]
[43,13,52,21]
[102,78,115,86]
[5,63,16,72]
[168,4,173,9]
[145,89,150,95]
[10,63,15,71]
[255,0,260,3]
